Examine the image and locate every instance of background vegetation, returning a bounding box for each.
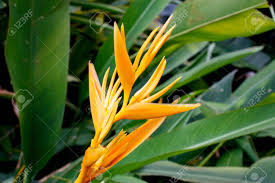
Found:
[0,0,275,182]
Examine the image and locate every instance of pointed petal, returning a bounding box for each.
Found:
[114,23,135,105]
[142,77,181,103]
[102,67,110,100]
[109,79,121,105]
[149,15,173,50]
[98,98,121,144]
[89,63,103,99]
[130,58,166,104]
[135,15,174,78]
[120,23,125,43]
[133,27,159,70]
[89,63,104,133]
[106,130,127,150]
[115,103,201,121]
[105,68,117,107]
[150,25,175,58]
[108,87,123,111]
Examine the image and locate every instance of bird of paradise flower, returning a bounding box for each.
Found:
[74,16,201,183]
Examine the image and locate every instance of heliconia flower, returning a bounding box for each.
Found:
[74,15,201,183]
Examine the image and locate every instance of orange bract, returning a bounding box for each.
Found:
[74,15,201,183]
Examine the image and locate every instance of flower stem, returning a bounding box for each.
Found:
[199,141,225,166]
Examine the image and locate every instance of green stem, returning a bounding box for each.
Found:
[199,141,225,166]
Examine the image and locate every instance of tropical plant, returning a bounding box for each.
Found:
[1,0,275,183]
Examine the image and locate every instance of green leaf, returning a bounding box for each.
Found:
[200,71,236,103]
[109,175,148,183]
[226,60,275,110]
[235,136,259,162]
[137,157,275,183]
[153,110,194,137]
[217,148,243,167]
[163,42,207,75]
[197,60,275,115]
[137,160,248,183]
[217,38,271,71]
[156,46,263,93]
[256,127,275,138]
[258,92,275,106]
[5,0,69,179]
[167,0,274,44]
[110,103,275,174]
[198,70,236,116]
[247,156,275,183]
[170,10,275,43]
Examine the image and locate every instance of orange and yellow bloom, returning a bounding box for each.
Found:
[74,16,200,183]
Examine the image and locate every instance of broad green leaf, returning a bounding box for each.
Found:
[256,127,275,138]
[137,157,275,183]
[198,71,236,116]
[197,60,275,115]
[164,42,207,75]
[169,9,275,43]
[167,0,274,44]
[110,103,275,174]
[156,46,263,93]
[247,156,275,183]
[216,38,271,71]
[109,175,148,183]
[217,148,243,167]
[258,92,275,106]
[5,0,69,179]
[199,71,236,103]
[79,0,171,103]
[169,149,204,165]
[182,47,208,72]
[225,60,275,110]
[153,110,194,137]
[137,160,247,183]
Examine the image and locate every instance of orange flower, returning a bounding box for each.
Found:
[74,15,200,183]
